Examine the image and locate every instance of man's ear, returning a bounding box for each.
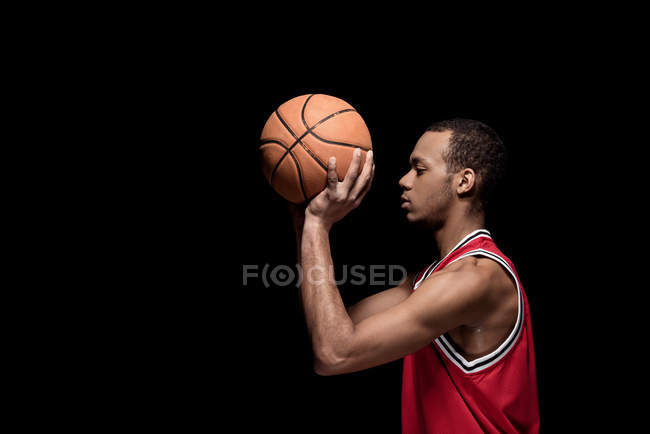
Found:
[456,168,477,196]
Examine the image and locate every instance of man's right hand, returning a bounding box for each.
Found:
[304,149,374,231]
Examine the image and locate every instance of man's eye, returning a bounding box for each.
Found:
[415,168,425,175]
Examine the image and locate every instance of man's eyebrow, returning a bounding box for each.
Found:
[409,156,427,165]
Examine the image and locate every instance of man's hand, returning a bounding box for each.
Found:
[305,148,375,230]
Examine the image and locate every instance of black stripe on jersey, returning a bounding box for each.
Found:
[434,229,492,272]
[413,229,492,290]
[434,249,523,373]
[421,261,438,281]
[412,262,436,290]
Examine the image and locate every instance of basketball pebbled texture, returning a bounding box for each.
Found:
[260,94,372,203]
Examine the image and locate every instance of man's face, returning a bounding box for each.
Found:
[399,131,455,228]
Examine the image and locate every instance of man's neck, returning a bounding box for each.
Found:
[434,213,486,259]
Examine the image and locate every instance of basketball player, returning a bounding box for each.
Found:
[289,119,539,433]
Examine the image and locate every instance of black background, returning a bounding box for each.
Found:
[116,64,611,432]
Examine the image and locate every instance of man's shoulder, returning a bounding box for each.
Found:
[440,255,517,301]
[437,256,488,282]
[415,260,488,302]
[427,256,514,300]
[411,256,517,329]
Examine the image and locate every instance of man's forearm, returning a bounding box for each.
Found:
[300,218,354,366]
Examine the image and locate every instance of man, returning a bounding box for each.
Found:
[290,119,539,433]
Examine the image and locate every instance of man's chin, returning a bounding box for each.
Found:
[405,210,419,223]
[405,211,433,229]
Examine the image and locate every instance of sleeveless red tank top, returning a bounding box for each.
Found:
[402,229,539,433]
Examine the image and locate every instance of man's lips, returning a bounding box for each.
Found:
[401,195,410,208]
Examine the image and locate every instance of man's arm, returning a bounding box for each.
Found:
[292,189,412,325]
[299,148,374,371]
[298,149,496,377]
[304,246,494,376]
[291,200,411,325]
[346,272,415,324]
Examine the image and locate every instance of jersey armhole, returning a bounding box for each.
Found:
[433,249,524,374]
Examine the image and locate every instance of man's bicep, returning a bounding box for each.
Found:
[329,271,489,374]
[347,271,416,324]
[332,291,442,374]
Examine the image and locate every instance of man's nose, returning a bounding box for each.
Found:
[399,171,413,190]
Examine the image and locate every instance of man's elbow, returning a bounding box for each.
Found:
[313,347,348,376]
[314,361,335,376]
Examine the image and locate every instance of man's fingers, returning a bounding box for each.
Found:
[341,148,362,190]
[353,162,374,206]
[357,162,375,202]
[349,150,374,200]
[327,156,338,192]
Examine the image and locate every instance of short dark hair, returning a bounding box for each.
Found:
[426,118,506,213]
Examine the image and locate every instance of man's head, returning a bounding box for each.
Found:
[399,118,506,229]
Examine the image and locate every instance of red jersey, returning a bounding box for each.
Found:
[402,229,539,433]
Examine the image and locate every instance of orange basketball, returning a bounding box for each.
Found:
[259,94,372,203]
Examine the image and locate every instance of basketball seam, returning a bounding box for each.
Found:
[301,95,370,151]
[267,111,308,201]
[261,139,290,183]
[292,150,309,202]
[262,137,307,200]
[298,143,328,173]
[268,109,316,186]
[262,95,363,199]
[259,141,289,183]
[267,111,301,184]
[271,109,299,181]
[299,94,341,173]
[265,133,290,183]
[271,144,308,202]
[260,139,289,151]
[274,98,356,171]
[307,113,372,151]
[298,95,329,170]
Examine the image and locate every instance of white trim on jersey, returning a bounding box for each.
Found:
[433,248,524,374]
[413,229,492,290]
